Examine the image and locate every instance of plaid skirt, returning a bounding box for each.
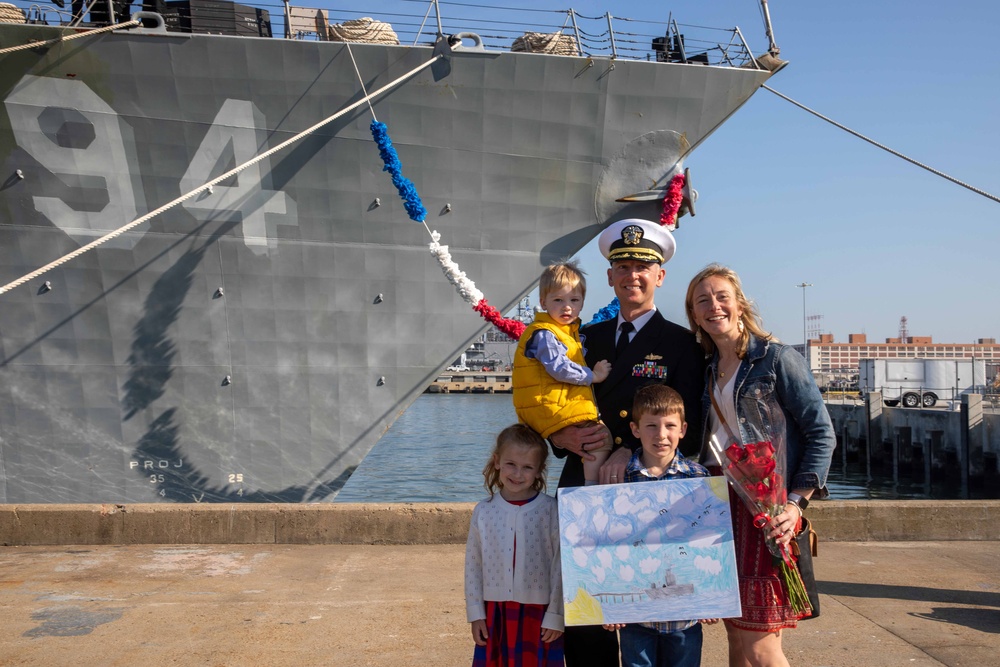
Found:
[726,489,809,633]
[472,600,565,667]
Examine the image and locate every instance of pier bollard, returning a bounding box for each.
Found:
[961,394,984,500]
[865,392,882,483]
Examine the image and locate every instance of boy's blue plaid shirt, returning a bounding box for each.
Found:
[623,449,711,635]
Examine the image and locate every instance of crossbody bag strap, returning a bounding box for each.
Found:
[708,375,741,446]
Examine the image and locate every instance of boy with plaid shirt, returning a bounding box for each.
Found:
[603,384,718,667]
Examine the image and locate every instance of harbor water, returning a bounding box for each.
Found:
[335,394,950,502]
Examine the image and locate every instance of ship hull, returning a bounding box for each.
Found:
[0,24,770,502]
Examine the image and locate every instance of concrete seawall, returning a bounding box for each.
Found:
[2,500,998,545]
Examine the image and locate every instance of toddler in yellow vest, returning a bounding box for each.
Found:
[512,261,612,485]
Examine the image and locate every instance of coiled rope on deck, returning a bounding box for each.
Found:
[0,2,26,24]
[511,31,579,56]
[0,53,442,295]
[0,18,141,56]
[327,17,399,45]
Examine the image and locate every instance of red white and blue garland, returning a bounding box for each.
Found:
[371,120,527,340]
[371,119,685,335]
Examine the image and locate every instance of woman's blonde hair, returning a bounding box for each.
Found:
[684,263,773,358]
[482,424,549,497]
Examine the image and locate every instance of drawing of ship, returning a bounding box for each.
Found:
[644,569,695,600]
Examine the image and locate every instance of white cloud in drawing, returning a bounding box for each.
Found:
[592,507,609,533]
[694,555,722,575]
[637,507,658,524]
[639,557,661,574]
[562,493,584,512]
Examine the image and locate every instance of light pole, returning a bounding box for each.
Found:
[796,282,812,368]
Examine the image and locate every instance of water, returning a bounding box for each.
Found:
[336,394,565,502]
[335,394,949,502]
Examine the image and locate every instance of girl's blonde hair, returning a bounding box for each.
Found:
[482,424,549,497]
[684,263,773,358]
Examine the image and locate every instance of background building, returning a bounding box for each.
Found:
[802,334,1000,388]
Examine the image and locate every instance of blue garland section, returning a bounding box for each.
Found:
[370,117,618,328]
[585,297,620,326]
[370,120,427,222]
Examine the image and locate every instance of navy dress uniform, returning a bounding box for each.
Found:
[553,219,705,488]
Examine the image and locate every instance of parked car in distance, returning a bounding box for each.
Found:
[447,365,469,372]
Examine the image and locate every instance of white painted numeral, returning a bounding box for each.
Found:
[5,76,145,238]
[180,100,295,254]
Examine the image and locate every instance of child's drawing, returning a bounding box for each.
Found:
[557,476,741,626]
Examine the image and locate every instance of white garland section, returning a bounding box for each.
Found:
[428,230,484,306]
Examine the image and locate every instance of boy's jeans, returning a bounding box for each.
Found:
[619,623,703,667]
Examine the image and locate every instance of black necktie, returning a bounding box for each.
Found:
[615,321,634,361]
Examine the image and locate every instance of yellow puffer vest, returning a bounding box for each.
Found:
[513,313,598,438]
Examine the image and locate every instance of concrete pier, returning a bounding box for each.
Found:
[1,502,999,665]
[1,540,997,666]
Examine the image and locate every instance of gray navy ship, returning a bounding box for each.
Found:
[0,1,781,503]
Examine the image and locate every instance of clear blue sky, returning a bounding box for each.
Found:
[285,0,999,346]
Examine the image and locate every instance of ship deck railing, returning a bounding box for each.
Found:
[2,0,762,68]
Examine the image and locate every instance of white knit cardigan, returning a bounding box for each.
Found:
[464,492,564,631]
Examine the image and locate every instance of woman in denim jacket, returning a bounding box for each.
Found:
[685,264,835,667]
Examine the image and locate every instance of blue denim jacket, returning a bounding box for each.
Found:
[700,333,835,494]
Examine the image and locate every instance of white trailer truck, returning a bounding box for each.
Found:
[858,358,987,408]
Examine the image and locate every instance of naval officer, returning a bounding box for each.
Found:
[549,218,705,667]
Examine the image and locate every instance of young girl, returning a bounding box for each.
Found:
[465,424,565,667]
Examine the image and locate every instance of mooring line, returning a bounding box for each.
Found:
[0,19,141,56]
[0,53,442,296]
[764,84,1000,205]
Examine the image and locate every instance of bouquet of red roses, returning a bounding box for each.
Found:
[709,435,812,615]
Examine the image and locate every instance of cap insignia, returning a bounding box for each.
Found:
[622,225,643,246]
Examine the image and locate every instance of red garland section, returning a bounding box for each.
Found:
[473,299,527,341]
[660,173,686,229]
